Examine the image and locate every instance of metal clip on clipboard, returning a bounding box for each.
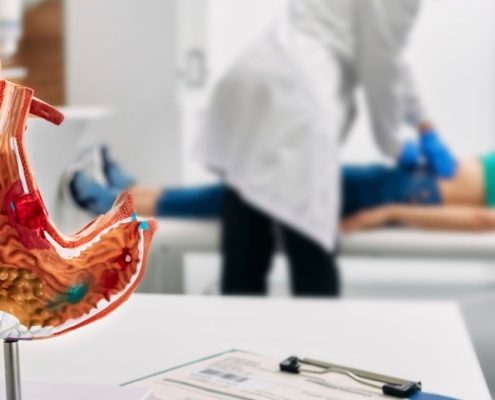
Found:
[280,356,422,398]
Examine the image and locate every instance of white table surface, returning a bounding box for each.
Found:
[1,294,490,400]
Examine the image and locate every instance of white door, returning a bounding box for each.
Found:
[65,0,182,187]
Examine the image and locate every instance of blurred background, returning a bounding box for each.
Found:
[2,0,495,395]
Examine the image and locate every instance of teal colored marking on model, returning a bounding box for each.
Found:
[66,283,89,304]
[139,221,149,231]
[131,212,137,221]
[10,202,14,211]
[47,283,89,311]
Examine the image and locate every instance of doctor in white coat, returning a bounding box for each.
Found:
[196,0,456,296]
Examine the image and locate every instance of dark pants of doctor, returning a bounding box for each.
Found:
[221,187,340,296]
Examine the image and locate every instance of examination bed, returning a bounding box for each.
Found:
[136,218,495,293]
[153,218,495,259]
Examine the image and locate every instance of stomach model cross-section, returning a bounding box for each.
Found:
[0,77,156,340]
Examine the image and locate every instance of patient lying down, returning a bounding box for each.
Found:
[69,148,494,233]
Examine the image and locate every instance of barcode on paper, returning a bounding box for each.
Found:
[199,369,248,383]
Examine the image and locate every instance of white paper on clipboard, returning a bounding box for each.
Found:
[127,350,398,400]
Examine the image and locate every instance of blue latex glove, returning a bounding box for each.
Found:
[398,140,422,169]
[420,130,457,178]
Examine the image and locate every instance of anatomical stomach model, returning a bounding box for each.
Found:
[0,77,156,340]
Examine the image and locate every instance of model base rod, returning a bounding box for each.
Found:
[4,341,21,400]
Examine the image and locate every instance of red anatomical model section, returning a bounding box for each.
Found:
[0,78,156,339]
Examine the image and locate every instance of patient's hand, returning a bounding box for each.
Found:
[340,207,393,233]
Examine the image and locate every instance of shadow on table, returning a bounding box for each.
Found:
[461,294,495,399]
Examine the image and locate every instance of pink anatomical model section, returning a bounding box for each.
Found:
[0,77,156,340]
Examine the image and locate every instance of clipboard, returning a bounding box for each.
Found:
[125,350,460,400]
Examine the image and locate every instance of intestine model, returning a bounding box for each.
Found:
[0,73,156,340]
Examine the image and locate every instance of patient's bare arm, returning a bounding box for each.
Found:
[341,205,495,233]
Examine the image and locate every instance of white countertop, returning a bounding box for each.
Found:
[1,294,490,399]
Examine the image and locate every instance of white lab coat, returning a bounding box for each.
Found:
[196,0,428,251]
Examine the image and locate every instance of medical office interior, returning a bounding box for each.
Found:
[1,0,495,398]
